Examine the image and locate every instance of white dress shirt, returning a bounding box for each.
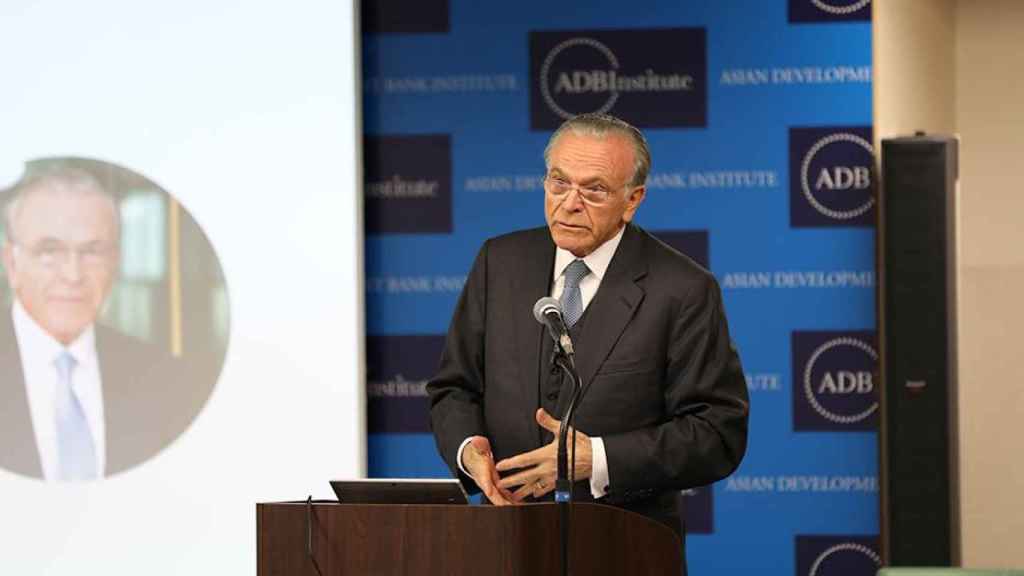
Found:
[13,301,106,481]
[458,225,626,498]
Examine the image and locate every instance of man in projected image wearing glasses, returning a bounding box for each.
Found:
[428,113,749,571]
[0,165,184,482]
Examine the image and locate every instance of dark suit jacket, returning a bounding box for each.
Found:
[0,314,193,479]
[427,223,749,542]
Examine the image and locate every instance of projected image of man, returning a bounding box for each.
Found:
[0,165,185,482]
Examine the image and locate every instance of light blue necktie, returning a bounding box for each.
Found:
[560,259,590,328]
[54,351,97,481]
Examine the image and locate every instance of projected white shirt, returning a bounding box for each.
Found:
[12,300,106,481]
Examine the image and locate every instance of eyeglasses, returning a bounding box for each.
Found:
[15,241,117,269]
[544,175,631,206]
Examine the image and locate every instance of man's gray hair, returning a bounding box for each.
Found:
[543,113,652,188]
[3,162,121,243]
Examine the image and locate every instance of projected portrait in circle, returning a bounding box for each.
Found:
[0,158,229,482]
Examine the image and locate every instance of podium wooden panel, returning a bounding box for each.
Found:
[257,501,682,575]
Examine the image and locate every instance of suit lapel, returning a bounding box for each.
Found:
[96,326,130,474]
[0,313,44,478]
[575,223,647,393]
[510,228,555,446]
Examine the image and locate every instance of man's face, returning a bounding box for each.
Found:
[2,187,119,345]
[544,132,645,257]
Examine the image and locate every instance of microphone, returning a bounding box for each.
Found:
[532,296,575,356]
[533,297,583,576]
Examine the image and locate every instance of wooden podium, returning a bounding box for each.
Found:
[257,501,682,575]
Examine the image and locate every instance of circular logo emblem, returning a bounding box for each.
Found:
[811,0,871,15]
[803,337,878,424]
[800,132,874,220]
[809,542,880,576]
[539,37,620,120]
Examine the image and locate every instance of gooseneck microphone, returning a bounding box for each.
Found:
[532,296,584,576]
[532,296,575,356]
[531,297,581,499]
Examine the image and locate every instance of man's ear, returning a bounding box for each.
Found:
[622,186,646,222]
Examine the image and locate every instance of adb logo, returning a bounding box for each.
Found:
[683,485,714,534]
[789,0,872,23]
[366,335,446,434]
[364,134,452,235]
[790,126,875,227]
[792,331,877,431]
[529,28,706,130]
[795,535,880,576]
[652,230,710,270]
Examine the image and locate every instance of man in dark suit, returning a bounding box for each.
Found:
[0,165,189,481]
[427,114,749,565]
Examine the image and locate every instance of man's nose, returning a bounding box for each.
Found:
[561,187,585,212]
[57,251,85,283]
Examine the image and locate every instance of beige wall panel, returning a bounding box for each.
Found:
[955,0,1024,269]
[955,0,1024,568]
[957,267,1024,567]
[873,0,956,150]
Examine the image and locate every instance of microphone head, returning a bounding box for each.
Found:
[533,296,562,324]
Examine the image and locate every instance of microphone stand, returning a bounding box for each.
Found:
[550,345,584,576]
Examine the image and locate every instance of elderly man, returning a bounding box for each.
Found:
[0,165,184,482]
[427,113,749,569]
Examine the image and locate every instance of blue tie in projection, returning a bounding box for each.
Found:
[54,351,97,481]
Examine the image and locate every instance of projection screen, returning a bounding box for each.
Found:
[0,1,364,574]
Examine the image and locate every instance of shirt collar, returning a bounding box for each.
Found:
[553,224,626,282]
[11,298,98,369]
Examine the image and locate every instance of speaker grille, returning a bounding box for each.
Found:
[879,136,960,566]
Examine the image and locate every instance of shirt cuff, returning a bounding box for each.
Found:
[456,436,474,477]
[589,436,609,499]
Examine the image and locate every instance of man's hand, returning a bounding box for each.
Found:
[462,436,514,505]
[495,408,592,501]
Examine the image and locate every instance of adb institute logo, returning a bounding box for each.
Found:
[652,230,709,270]
[364,134,452,234]
[790,126,875,227]
[792,331,878,431]
[362,0,449,34]
[789,0,872,23]
[530,28,706,130]
[795,536,880,576]
[366,335,446,434]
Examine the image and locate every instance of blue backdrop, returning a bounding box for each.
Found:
[362,1,877,574]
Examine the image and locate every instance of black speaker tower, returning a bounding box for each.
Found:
[876,132,962,561]
[878,134,960,566]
